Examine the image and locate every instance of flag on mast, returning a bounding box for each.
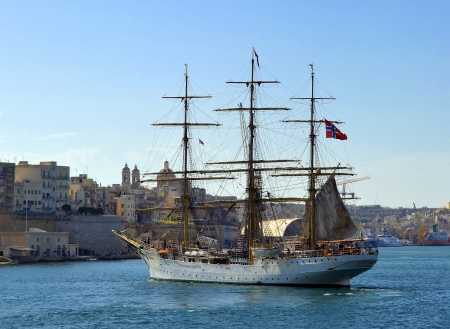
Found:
[199,139,204,146]
[325,120,347,140]
[254,49,260,68]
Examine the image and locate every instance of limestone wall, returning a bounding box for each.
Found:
[0,213,56,232]
[0,214,127,254]
[55,215,127,254]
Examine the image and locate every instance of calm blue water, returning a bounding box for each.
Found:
[1,247,449,328]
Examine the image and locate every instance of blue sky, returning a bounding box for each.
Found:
[0,1,449,208]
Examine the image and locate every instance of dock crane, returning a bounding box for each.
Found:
[336,175,370,198]
[413,203,426,245]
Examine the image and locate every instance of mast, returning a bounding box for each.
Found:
[215,48,289,264]
[289,64,336,246]
[182,64,190,249]
[154,64,220,251]
[248,48,256,265]
[308,64,316,246]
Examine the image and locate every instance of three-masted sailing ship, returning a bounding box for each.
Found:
[114,51,378,286]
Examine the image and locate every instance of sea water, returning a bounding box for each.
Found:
[1,247,449,329]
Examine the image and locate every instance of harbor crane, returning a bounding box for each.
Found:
[413,202,426,245]
[336,175,370,198]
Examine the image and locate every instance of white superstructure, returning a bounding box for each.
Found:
[377,234,403,247]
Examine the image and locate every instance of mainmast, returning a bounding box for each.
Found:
[248,49,256,265]
[182,64,190,249]
[215,48,289,264]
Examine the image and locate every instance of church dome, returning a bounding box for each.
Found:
[159,160,173,173]
[132,165,140,173]
[122,163,130,172]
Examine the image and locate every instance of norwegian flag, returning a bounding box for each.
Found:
[325,120,347,140]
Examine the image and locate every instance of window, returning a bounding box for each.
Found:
[28,190,30,194]
[121,204,124,208]
[47,238,49,242]
[31,190,34,194]
[121,212,124,216]
[23,201,26,205]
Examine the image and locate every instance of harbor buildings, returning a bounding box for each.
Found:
[0,228,70,259]
[0,162,15,212]
[14,161,70,213]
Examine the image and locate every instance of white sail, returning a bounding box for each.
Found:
[315,175,357,241]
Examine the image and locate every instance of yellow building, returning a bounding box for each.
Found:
[70,174,98,209]
[14,161,70,213]
[114,195,136,223]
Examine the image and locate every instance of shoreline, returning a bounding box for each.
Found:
[0,254,140,265]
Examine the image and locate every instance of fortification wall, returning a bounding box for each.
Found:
[0,213,56,232]
[55,215,127,254]
[0,214,128,254]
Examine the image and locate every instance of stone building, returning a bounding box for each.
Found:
[131,165,140,189]
[14,161,70,213]
[113,194,136,223]
[0,227,69,259]
[121,163,131,191]
[70,174,98,209]
[0,162,15,212]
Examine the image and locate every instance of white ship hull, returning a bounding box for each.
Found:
[136,248,377,287]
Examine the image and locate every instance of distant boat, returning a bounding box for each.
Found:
[377,234,403,247]
[423,224,450,246]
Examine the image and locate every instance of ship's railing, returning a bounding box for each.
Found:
[287,245,377,259]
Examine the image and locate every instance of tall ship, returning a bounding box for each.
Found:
[423,224,450,246]
[114,50,378,286]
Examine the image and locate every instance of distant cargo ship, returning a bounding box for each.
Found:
[423,224,450,246]
[377,234,403,247]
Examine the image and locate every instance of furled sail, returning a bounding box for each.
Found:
[304,175,357,241]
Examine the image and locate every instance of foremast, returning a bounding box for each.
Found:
[142,65,221,251]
